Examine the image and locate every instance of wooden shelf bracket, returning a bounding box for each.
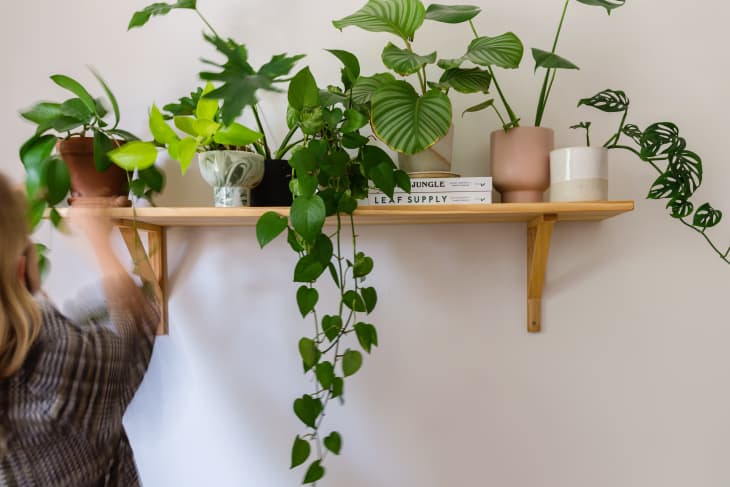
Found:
[116,221,168,335]
[527,214,557,333]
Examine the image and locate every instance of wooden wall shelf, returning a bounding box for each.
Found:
[53,201,634,334]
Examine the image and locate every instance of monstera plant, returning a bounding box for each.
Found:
[332,0,524,153]
[576,88,728,264]
[256,53,409,484]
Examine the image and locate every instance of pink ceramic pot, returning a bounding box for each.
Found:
[490,127,553,203]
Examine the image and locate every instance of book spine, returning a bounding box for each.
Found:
[365,192,492,205]
[370,177,492,193]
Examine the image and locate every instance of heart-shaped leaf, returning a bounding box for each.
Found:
[298,337,320,371]
[302,460,325,484]
[323,431,342,455]
[322,315,343,341]
[353,252,374,278]
[289,67,321,111]
[294,255,326,283]
[108,141,158,171]
[343,291,366,312]
[214,122,263,147]
[667,198,694,219]
[315,361,335,389]
[333,0,426,41]
[150,105,179,145]
[296,286,319,317]
[290,194,326,243]
[425,4,481,23]
[354,322,379,353]
[256,211,288,248]
[465,33,524,69]
[693,202,722,229]
[361,286,377,313]
[371,81,452,155]
[293,395,323,428]
[381,43,437,76]
[342,349,363,377]
[327,49,361,90]
[291,436,311,469]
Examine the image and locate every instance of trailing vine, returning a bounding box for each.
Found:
[256,54,409,484]
[575,89,729,264]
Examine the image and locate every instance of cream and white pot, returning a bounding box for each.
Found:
[549,147,608,202]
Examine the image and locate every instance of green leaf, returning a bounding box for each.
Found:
[256,211,288,247]
[214,123,263,147]
[667,198,694,219]
[20,134,57,169]
[150,105,179,145]
[333,0,426,41]
[193,119,220,139]
[45,157,71,206]
[323,431,342,455]
[49,208,62,227]
[370,163,396,199]
[293,395,323,428]
[27,199,47,230]
[381,43,437,76]
[647,172,686,200]
[394,170,411,192]
[331,377,344,399]
[351,73,396,105]
[327,49,361,90]
[298,337,320,371]
[20,102,62,126]
[315,362,335,389]
[175,137,198,174]
[425,4,481,23]
[173,116,197,137]
[288,227,305,252]
[531,48,579,71]
[89,67,120,129]
[289,67,320,111]
[462,99,494,117]
[439,67,491,94]
[465,33,524,69]
[353,252,374,278]
[371,81,452,155]
[437,57,465,70]
[59,98,93,124]
[92,130,116,172]
[302,460,325,484]
[343,290,366,312]
[337,193,358,214]
[196,82,219,120]
[341,109,368,134]
[296,286,319,318]
[291,195,326,243]
[291,436,311,469]
[51,116,85,133]
[50,74,96,114]
[107,129,140,141]
[322,315,343,341]
[311,234,334,267]
[128,0,197,29]
[693,203,722,229]
[640,123,680,158]
[576,0,625,14]
[108,141,158,171]
[354,322,379,353]
[299,107,325,136]
[323,108,344,130]
[578,89,629,112]
[342,349,363,377]
[343,132,370,149]
[139,166,165,193]
[361,286,377,313]
[294,255,326,283]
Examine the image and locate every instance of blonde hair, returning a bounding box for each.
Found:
[0,173,41,379]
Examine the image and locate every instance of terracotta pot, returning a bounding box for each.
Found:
[57,137,130,204]
[398,125,454,174]
[250,159,293,207]
[490,127,553,203]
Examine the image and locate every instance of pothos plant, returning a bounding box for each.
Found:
[256,53,410,484]
[332,0,524,151]
[575,88,728,265]
[128,0,304,160]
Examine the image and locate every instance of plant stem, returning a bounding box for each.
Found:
[491,104,508,129]
[604,108,628,148]
[274,126,300,159]
[468,19,479,38]
[251,105,272,160]
[195,9,221,38]
[404,40,427,94]
[535,0,571,126]
[678,218,730,264]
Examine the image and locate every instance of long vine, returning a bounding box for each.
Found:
[256,56,409,484]
[576,89,729,264]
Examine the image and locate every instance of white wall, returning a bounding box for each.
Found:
[2,1,730,485]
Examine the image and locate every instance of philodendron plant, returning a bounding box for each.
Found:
[576,88,728,265]
[128,0,304,161]
[332,0,524,151]
[256,53,409,485]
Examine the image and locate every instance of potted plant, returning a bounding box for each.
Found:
[127,0,305,206]
[332,0,521,175]
[574,88,729,264]
[20,69,163,228]
[256,53,410,484]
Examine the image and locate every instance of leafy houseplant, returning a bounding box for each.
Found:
[20,69,163,230]
[332,0,523,173]
[128,0,305,205]
[575,88,728,264]
[256,53,410,484]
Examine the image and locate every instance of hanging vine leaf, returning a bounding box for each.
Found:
[323,432,342,455]
[303,460,325,484]
[639,122,680,158]
[622,124,643,145]
[693,203,723,229]
[332,0,426,41]
[578,89,629,112]
[291,436,311,469]
[667,198,694,219]
[666,149,702,196]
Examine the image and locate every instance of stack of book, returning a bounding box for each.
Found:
[365,176,492,206]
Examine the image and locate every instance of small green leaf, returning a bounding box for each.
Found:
[294,255,326,283]
[322,315,343,341]
[343,132,370,149]
[193,119,220,139]
[298,337,320,371]
[174,116,198,137]
[439,67,491,94]
[342,349,363,377]
[109,141,158,171]
[49,207,62,228]
[311,234,334,267]
[341,109,368,133]
[337,193,358,215]
[256,211,288,247]
[355,322,379,353]
[323,431,342,455]
[351,73,396,105]
[291,195,326,243]
[175,137,198,175]
[693,202,722,229]
[50,74,96,114]
[578,89,629,112]
[353,252,374,278]
[44,157,71,206]
[327,49,361,89]
[576,0,625,14]
[150,105,179,145]
[139,166,165,192]
[531,48,579,71]
[394,170,411,193]
[293,395,323,429]
[462,98,494,117]
[128,0,197,29]
[291,436,311,469]
[289,67,320,111]
[90,67,120,129]
[20,134,57,169]
[302,460,325,484]
[361,286,377,313]
[20,102,62,125]
[381,42,437,76]
[214,122,263,147]
[197,82,219,120]
[425,4,481,23]
[331,377,344,399]
[27,199,47,230]
[296,286,319,318]
[315,362,335,389]
[92,130,116,172]
[343,290,366,312]
[667,198,694,219]
[59,98,93,124]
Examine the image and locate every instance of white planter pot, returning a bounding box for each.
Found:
[198,150,265,207]
[397,125,454,174]
[549,147,608,202]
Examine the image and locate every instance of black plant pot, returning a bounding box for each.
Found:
[250,159,293,207]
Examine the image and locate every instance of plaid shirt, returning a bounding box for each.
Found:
[0,288,157,486]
